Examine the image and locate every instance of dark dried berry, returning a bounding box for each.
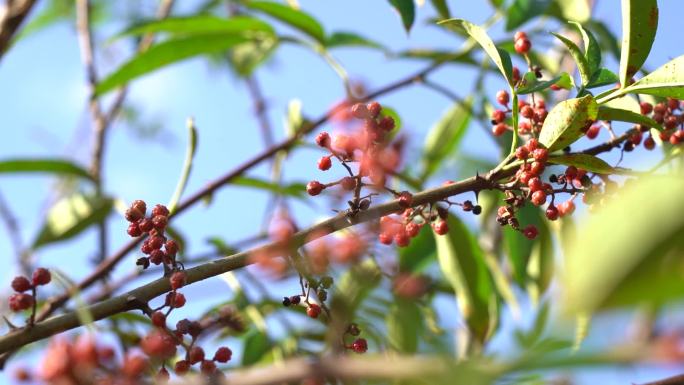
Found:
[11,276,31,292]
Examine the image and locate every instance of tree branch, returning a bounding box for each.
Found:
[0,0,36,60]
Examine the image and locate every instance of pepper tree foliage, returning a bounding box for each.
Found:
[0,0,684,384]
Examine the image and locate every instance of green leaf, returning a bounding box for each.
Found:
[399,225,437,273]
[95,34,250,95]
[621,55,684,99]
[244,1,325,43]
[230,177,307,198]
[505,0,552,31]
[0,158,93,181]
[526,220,554,304]
[331,259,382,326]
[117,16,275,38]
[439,19,513,85]
[386,298,423,353]
[33,194,113,248]
[587,68,619,88]
[421,98,472,179]
[564,176,684,313]
[516,72,569,94]
[596,106,663,131]
[539,94,598,152]
[551,32,592,86]
[435,215,495,342]
[388,0,416,33]
[547,154,614,174]
[570,22,601,76]
[619,0,658,87]
[430,0,450,19]
[325,31,385,50]
[242,330,270,366]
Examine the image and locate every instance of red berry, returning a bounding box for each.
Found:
[9,293,34,312]
[491,109,506,123]
[432,220,449,236]
[317,156,332,171]
[340,176,356,191]
[174,360,190,375]
[127,223,142,237]
[167,292,186,308]
[514,38,531,54]
[559,200,575,216]
[152,204,169,217]
[307,303,322,318]
[531,190,547,206]
[654,103,667,115]
[512,66,521,83]
[351,338,368,354]
[532,148,548,162]
[32,268,51,286]
[640,102,653,115]
[188,346,205,364]
[529,161,545,176]
[586,124,600,139]
[665,115,678,130]
[523,225,538,240]
[394,232,410,247]
[152,215,168,230]
[670,134,680,145]
[139,218,153,233]
[492,122,507,136]
[151,311,166,328]
[122,355,148,378]
[378,233,393,245]
[213,347,232,363]
[306,181,325,196]
[149,249,164,265]
[200,360,217,375]
[520,105,534,119]
[149,236,165,250]
[170,271,187,290]
[514,31,528,41]
[378,116,395,131]
[527,177,542,192]
[367,102,382,118]
[140,330,177,359]
[526,138,539,151]
[496,90,510,105]
[565,166,578,180]
[406,222,420,238]
[125,207,145,223]
[535,100,546,109]
[315,132,331,147]
[644,136,656,150]
[515,146,529,160]
[11,276,31,292]
[668,98,680,110]
[350,103,369,119]
[165,239,179,256]
[546,205,559,221]
[398,191,413,208]
[131,200,146,215]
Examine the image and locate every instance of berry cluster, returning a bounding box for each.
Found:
[307,101,400,211]
[9,268,50,314]
[638,99,683,148]
[282,275,333,319]
[125,200,180,271]
[343,323,368,354]
[491,91,548,137]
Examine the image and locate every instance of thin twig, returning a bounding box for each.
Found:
[0,0,37,60]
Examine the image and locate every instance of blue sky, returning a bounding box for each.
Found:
[0,1,683,383]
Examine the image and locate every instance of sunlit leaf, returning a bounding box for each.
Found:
[505,0,552,31]
[244,1,325,43]
[33,194,113,248]
[570,21,601,76]
[430,0,450,19]
[551,32,591,86]
[0,158,93,181]
[503,204,543,286]
[539,94,598,152]
[230,177,307,199]
[619,0,658,87]
[596,106,663,130]
[399,225,436,273]
[547,154,614,174]
[516,72,570,94]
[325,31,385,50]
[439,19,513,84]
[621,55,684,99]
[587,68,618,88]
[117,16,275,38]
[564,176,684,313]
[550,0,591,23]
[242,329,270,365]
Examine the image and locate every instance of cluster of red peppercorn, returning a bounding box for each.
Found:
[140,312,232,379]
[343,323,368,354]
[9,267,50,314]
[307,101,400,207]
[282,275,333,317]
[491,90,548,137]
[637,99,683,148]
[125,200,180,271]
